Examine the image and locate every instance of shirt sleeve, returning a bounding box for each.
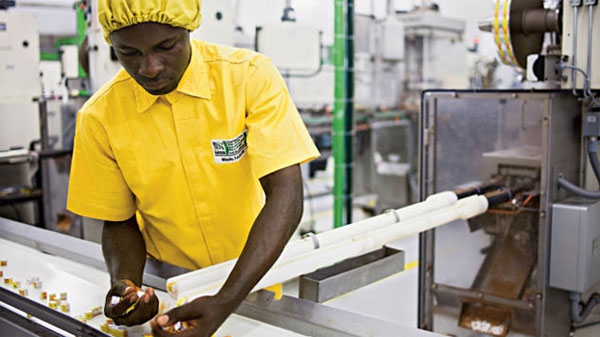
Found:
[245,56,320,179]
[66,110,136,221]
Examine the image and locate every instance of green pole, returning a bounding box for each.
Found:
[76,5,87,78]
[333,0,346,228]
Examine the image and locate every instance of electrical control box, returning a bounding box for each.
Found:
[583,111,600,137]
[256,22,321,72]
[550,198,600,293]
[381,17,404,61]
[0,10,40,103]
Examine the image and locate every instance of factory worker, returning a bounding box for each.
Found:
[66,0,319,335]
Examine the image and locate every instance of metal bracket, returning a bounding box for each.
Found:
[299,246,405,303]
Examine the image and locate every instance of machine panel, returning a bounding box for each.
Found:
[0,11,40,103]
[551,198,600,293]
[419,90,582,337]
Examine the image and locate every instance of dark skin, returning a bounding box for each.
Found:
[103,22,305,336]
[103,165,303,334]
[110,22,192,95]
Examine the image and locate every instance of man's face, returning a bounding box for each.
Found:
[110,22,191,95]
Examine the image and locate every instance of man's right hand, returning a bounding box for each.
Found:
[104,279,159,326]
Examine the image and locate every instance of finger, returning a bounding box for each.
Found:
[113,294,159,326]
[162,303,199,325]
[104,297,137,318]
[151,317,171,336]
[156,314,170,327]
[110,280,137,297]
[104,294,139,318]
[169,324,209,337]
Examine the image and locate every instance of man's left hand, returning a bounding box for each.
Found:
[150,295,236,337]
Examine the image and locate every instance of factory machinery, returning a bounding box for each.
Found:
[417,0,600,336]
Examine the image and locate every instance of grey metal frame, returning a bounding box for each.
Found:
[239,290,444,337]
[418,90,582,336]
[0,305,64,337]
[0,287,106,337]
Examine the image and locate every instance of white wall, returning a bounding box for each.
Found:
[12,0,76,36]
[237,0,335,44]
[237,0,492,48]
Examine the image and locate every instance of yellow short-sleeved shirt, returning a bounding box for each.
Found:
[67,40,320,271]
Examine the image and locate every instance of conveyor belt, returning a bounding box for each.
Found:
[0,235,305,337]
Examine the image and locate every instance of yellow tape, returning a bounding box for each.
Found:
[405,260,419,271]
[503,0,520,68]
[494,0,507,64]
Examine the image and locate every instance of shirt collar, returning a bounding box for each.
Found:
[134,41,211,113]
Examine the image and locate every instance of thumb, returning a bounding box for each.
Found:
[161,302,196,325]
[156,314,170,327]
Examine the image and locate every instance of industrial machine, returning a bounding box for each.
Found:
[418,0,600,336]
[419,90,583,336]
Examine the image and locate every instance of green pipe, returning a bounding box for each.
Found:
[333,0,346,228]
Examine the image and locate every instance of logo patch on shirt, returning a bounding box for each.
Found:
[211,130,247,164]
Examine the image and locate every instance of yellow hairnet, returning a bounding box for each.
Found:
[98,0,202,44]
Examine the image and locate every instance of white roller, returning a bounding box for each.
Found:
[168,194,487,302]
[166,191,458,298]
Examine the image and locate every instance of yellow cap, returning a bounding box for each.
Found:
[98,0,202,44]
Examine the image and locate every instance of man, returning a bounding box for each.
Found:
[66,0,319,336]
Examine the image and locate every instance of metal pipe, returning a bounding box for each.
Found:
[333,0,347,228]
[15,0,74,9]
[573,6,580,95]
[478,17,494,33]
[558,176,600,199]
[585,5,594,98]
[386,0,394,15]
[588,139,600,185]
[570,292,600,323]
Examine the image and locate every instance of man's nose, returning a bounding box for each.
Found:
[138,53,164,79]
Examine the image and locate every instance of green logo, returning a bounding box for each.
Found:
[222,141,229,155]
